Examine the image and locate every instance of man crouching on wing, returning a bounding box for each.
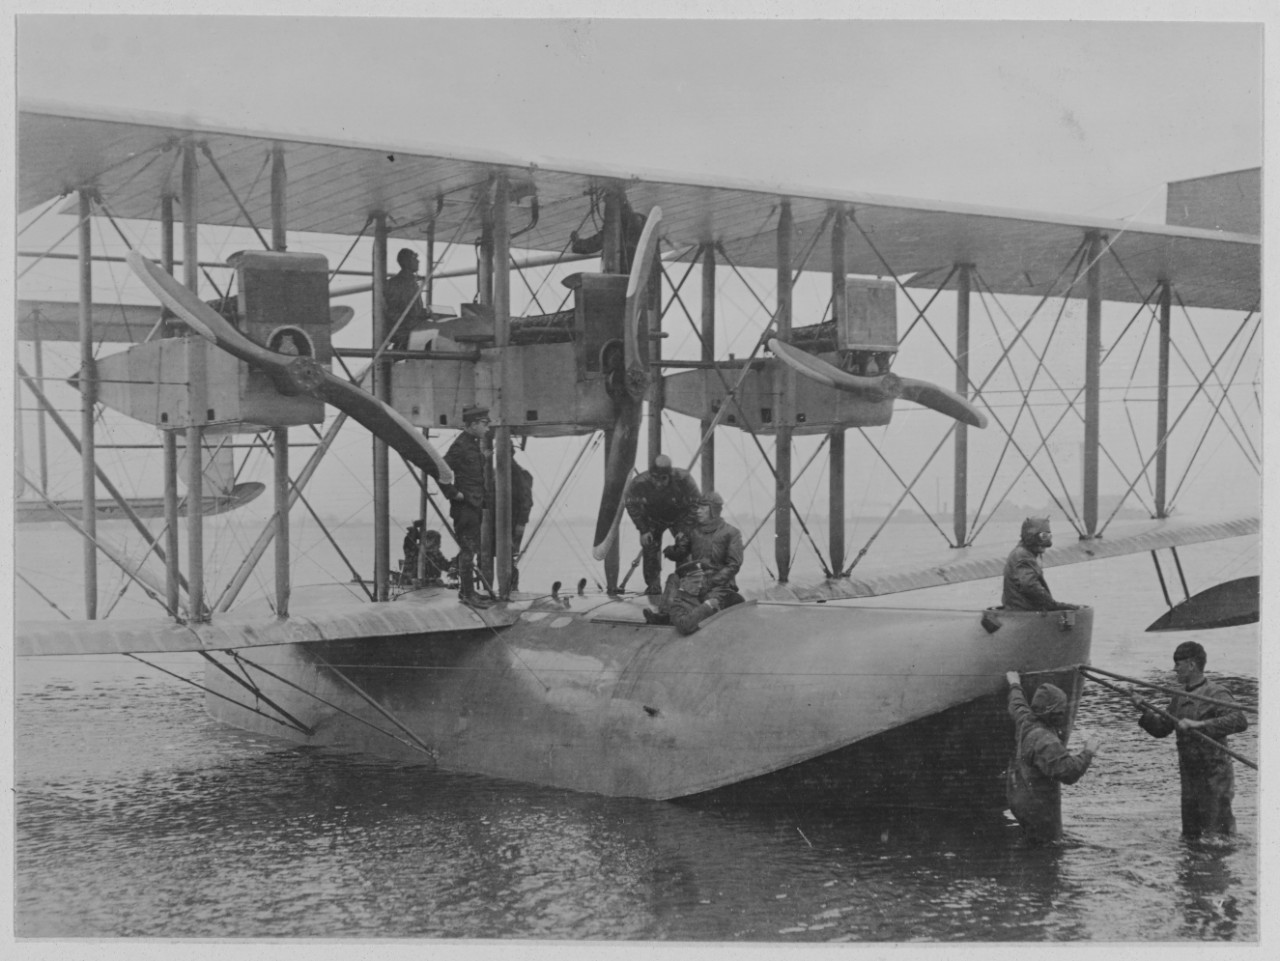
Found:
[642,491,744,634]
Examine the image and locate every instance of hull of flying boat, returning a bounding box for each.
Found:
[204,587,1091,806]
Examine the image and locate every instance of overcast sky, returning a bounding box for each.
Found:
[12,12,1266,222]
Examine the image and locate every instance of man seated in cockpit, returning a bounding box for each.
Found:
[1002,516,1080,612]
[384,247,429,350]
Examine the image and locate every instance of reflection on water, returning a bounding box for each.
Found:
[15,653,1257,941]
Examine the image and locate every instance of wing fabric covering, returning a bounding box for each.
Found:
[1146,576,1259,632]
[127,252,451,483]
[769,338,988,429]
[756,515,1258,602]
[592,207,663,561]
[16,590,520,658]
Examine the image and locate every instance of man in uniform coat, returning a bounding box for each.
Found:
[1131,641,1248,837]
[439,405,491,605]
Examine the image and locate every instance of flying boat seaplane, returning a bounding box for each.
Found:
[14,104,1259,808]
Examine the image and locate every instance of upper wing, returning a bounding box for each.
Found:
[19,105,1258,312]
[754,514,1258,602]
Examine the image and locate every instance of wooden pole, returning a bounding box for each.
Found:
[33,324,49,492]
[77,189,97,618]
[372,213,390,600]
[418,220,436,583]
[160,193,181,615]
[270,143,287,252]
[601,186,625,593]
[1155,281,1172,518]
[953,264,972,545]
[1083,232,1103,537]
[700,243,716,493]
[828,207,847,574]
[182,142,207,621]
[493,175,514,599]
[271,143,290,616]
[774,199,794,583]
[477,187,495,589]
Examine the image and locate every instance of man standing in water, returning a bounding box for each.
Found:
[1131,641,1248,837]
[1002,516,1080,611]
[1005,671,1099,844]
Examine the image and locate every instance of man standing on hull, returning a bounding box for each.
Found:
[440,405,491,607]
[1002,516,1080,612]
[1131,641,1248,838]
[1005,671,1099,844]
[625,454,701,595]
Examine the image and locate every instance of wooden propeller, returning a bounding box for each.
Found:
[592,207,663,561]
[127,251,453,483]
[769,337,988,429]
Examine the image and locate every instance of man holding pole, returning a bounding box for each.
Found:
[1130,641,1248,838]
[1005,671,1099,844]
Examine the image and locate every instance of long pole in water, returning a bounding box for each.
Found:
[77,188,98,618]
[1078,668,1256,770]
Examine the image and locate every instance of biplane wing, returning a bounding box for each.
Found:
[15,586,520,658]
[17,300,354,343]
[757,515,1258,602]
[18,104,1257,313]
[15,481,265,525]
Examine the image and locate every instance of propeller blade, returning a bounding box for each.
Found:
[591,398,643,561]
[897,378,988,429]
[769,338,900,400]
[623,207,662,385]
[127,251,452,482]
[589,207,664,561]
[769,338,987,428]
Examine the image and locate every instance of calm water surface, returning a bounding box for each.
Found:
[14,527,1260,941]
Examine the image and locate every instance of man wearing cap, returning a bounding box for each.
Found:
[439,406,491,605]
[401,519,424,583]
[1131,641,1248,837]
[624,454,702,594]
[645,491,744,635]
[384,248,429,351]
[1005,671,1099,844]
[1002,516,1079,611]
